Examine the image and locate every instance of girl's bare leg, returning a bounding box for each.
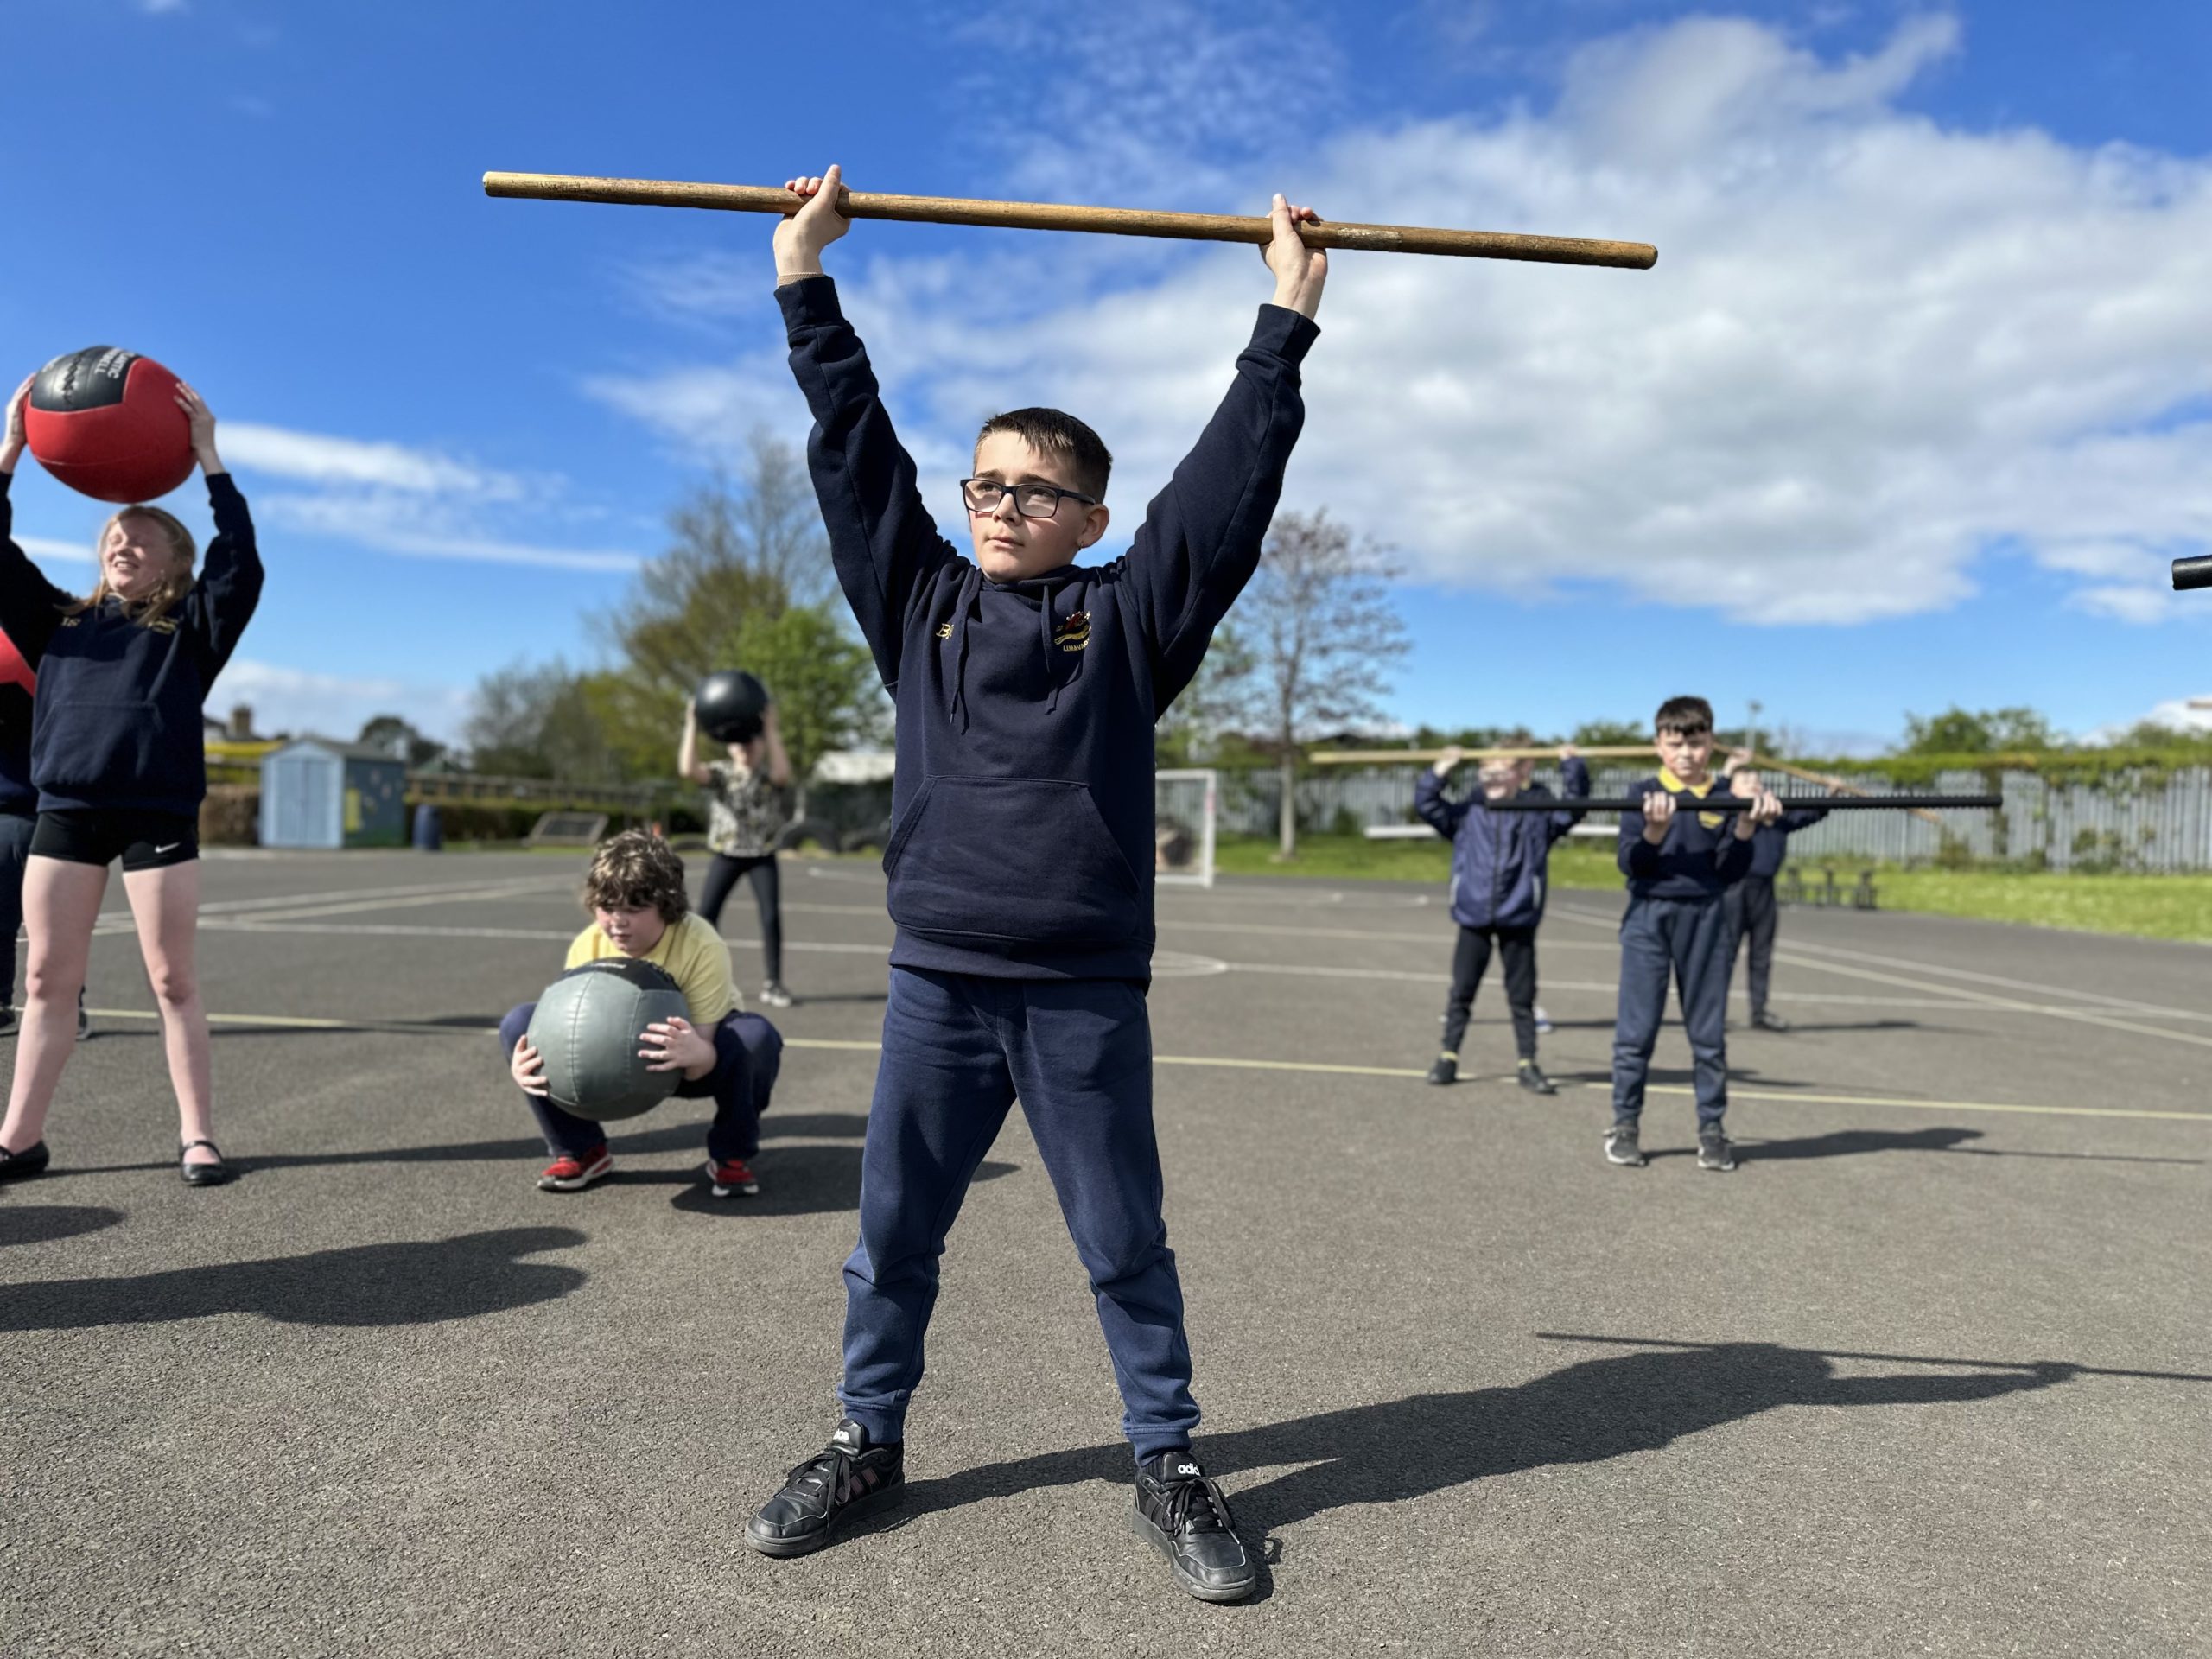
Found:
[123,860,215,1162]
[0,856,108,1152]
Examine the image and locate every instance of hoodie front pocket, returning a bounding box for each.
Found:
[34,698,181,796]
[885,776,1143,947]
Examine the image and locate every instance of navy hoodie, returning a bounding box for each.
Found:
[0,622,33,818]
[1749,806,1831,879]
[781,275,1317,980]
[1415,757,1590,930]
[1616,774,1758,900]
[0,472,263,815]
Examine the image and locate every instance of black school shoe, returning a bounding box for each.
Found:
[0,1139,50,1181]
[180,1139,235,1187]
[1425,1053,1458,1085]
[1131,1452,1255,1604]
[1516,1059,1557,1095]
[744,1420,905,1558]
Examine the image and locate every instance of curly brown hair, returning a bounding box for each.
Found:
[582,830,690,923]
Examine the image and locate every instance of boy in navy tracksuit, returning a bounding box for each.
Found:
[1606,697,1779,1173]
[1414,743,1589,1092]
[1718,751,1831,1032]
[741,166,1325,1605]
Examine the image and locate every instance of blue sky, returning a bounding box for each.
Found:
[7,0,2212,754]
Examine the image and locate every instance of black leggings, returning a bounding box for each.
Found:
[1440,924,1539,1059]
[700,852,783,983]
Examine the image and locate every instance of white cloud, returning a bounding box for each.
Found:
[223,423,524,498]
[600,11,2212,627]
[220,421,639,573]
[213,658,472,746]
[251,491,641,575]
[13,534,92,565]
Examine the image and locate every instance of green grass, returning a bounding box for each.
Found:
[1217,833,2212,944]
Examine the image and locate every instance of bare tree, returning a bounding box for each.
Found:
[600,428,831,702]
[1236,510,1410,857]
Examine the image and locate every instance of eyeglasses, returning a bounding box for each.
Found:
[960,477,1097,518]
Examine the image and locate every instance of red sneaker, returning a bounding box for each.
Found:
[707,1156,760,1198]
[537,1147,613,1192]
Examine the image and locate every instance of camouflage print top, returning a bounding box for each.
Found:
[705,759,787,859]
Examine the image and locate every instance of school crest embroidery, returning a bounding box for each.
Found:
[1053,611,1091,652]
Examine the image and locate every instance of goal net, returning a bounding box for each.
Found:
[1154,769,1217,888]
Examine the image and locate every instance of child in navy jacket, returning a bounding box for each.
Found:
[741,166,1325,1605]
[0,375,262,1188]
[1606,697,1777,1173]
[1719,751,1832,1032]
[1415,742,1589,1092]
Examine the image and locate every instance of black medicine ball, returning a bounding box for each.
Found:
[695,670,769,743]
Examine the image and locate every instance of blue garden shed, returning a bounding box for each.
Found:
[259,739,408,850]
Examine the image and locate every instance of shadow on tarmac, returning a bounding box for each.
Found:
[897,1341,2080,1568]
[41,1113,875,1179]
[1732,1126,2204,1165]
[0,1225,587,1330]
[0,1204,124,1247]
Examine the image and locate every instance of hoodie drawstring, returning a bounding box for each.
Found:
[946,564,982,733]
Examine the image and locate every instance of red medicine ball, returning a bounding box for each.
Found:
[23,346,194,505]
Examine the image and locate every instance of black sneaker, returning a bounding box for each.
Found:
[743,1420,905,1558]
[1425,1053,1458,1086]
[1698,1130,1738,1172]
[1604,1123,1646,1167]
[1516,1059,1557,1096]
[0,1139,50,1181]
[1751,1009,1791,1033]
[77,1003,90,1041]
[0,1007,15,1036]
[1132,1452,1255,1604]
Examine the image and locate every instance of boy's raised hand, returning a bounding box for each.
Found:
[1,373,30,472]
[1262,193,1327,320]
[1641,791,1675,842]
[775,164,851,283]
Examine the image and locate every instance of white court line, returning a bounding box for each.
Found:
[1548,903,2212,1052]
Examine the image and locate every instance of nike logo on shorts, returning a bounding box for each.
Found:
[154,843,181,855]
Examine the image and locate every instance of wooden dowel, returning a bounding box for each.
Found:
[481,173,1659,270]
[1743,752,1946,828]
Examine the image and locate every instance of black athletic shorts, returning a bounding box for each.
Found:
[30,808,200,872]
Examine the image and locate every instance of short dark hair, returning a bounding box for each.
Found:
[582,830,690,924]
[1654,696,1715,735]
[974,407,1112,500]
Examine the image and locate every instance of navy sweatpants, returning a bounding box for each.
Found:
[1611,893,1732,1129]
[498,1002,782,1164]
[839,966,1195,1463]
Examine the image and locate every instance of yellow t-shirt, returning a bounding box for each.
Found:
[564,912,738,1027]
[1658,766,1726,832]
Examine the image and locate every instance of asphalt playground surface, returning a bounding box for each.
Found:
[2,849,2207,1657]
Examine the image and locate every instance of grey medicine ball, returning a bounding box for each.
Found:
[525,957,692,1121]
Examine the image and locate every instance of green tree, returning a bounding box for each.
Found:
[462,660,620,782]
[1901,706,2058,754]
[1573,718,1650,747]
[727,601,885,812]
[356,713,447,768]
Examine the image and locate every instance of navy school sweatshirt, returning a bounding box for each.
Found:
[1616,774,1758,901]
[0,471,263,815]
[1414,756,1591,931]
[1749,805,1831,879]
[780,275,1318,980]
